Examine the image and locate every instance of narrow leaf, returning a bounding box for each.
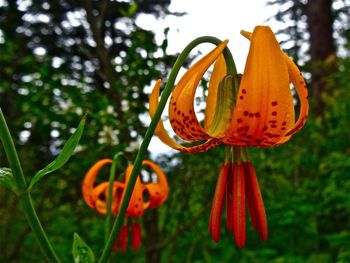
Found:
[0,167,17,193]
[72,233,95,263]
[29,116,86,190]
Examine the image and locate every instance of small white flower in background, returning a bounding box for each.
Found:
[98,126,120,146]
[74,144,86,153]
[121,100,129,111]
[98,105,117,117]
[106,105,117,117]
[59,99,74,112]
[125,140,141,152]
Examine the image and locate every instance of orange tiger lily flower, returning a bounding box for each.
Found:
[82,159,169,252]
[149,26,308,247]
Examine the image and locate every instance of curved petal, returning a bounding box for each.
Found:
[204,54,227,130]
[149,80,222,153]
[142,160,169,200]
[123,165,147,217]
[91,182,109,215]
[144,184,164,209]
[169,41,228,141]
[223,26,295,147]
[283,54,309,137]
[82,159,112,208]
[90,182,124,215]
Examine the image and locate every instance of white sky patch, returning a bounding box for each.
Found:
[137,0,278,72]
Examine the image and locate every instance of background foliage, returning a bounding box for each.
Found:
[0,0,349,262]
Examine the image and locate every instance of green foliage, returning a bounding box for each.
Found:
[72,233,95,263]
[0,167,16,193]
[29,116,86,190]
[0,1,349,262]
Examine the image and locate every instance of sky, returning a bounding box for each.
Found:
[136,0,278,155]
[137,0,277,71]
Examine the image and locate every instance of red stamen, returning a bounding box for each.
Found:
[132,222,142,251]
[233,163,246,248]
[245,162,268,241]
[226,163,234,232]
[120,224,128,253]
[112,232,121,253]
[209,164,229,242]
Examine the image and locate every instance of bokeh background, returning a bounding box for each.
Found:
[0,0,349,262]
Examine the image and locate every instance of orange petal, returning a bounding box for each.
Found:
[142,160,169,202]
[132,222,142,251]
[91,182,109,215]
[82,159,112,208]
[123,165,145,217]
[144,184,164,209]
[209,164,228,242]
[169,41,228,141]
[283,54,309,137]
[224,26,295,147]
[149,80,222,153]
[233,163,246,248]
[244,162,268,241]
[90,182,124,215]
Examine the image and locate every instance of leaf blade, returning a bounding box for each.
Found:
[72,233,95,263]
[29,116,86,190]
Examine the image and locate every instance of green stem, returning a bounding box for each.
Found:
[0,108,60,263]
[98,36,237,263]
[104,153,128,245]
[104,155,117,245]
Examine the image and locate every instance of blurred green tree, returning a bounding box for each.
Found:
[0,0,178,262]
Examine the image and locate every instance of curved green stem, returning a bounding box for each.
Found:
[0,108,60,263]
[98,36,237,263]
[104,153,128,244]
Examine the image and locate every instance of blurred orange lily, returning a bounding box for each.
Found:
[82,159,168,252]
[149,26,308,247]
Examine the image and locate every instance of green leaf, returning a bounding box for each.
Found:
[72,233,95,263]
[29,116,86,190]
[0,167,17,193]
[207,75,237,137]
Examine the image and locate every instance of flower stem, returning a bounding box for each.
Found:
[104,153,128,253]
[0,108,60,263]
[105,156,117,243]
[98,36,237,263]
